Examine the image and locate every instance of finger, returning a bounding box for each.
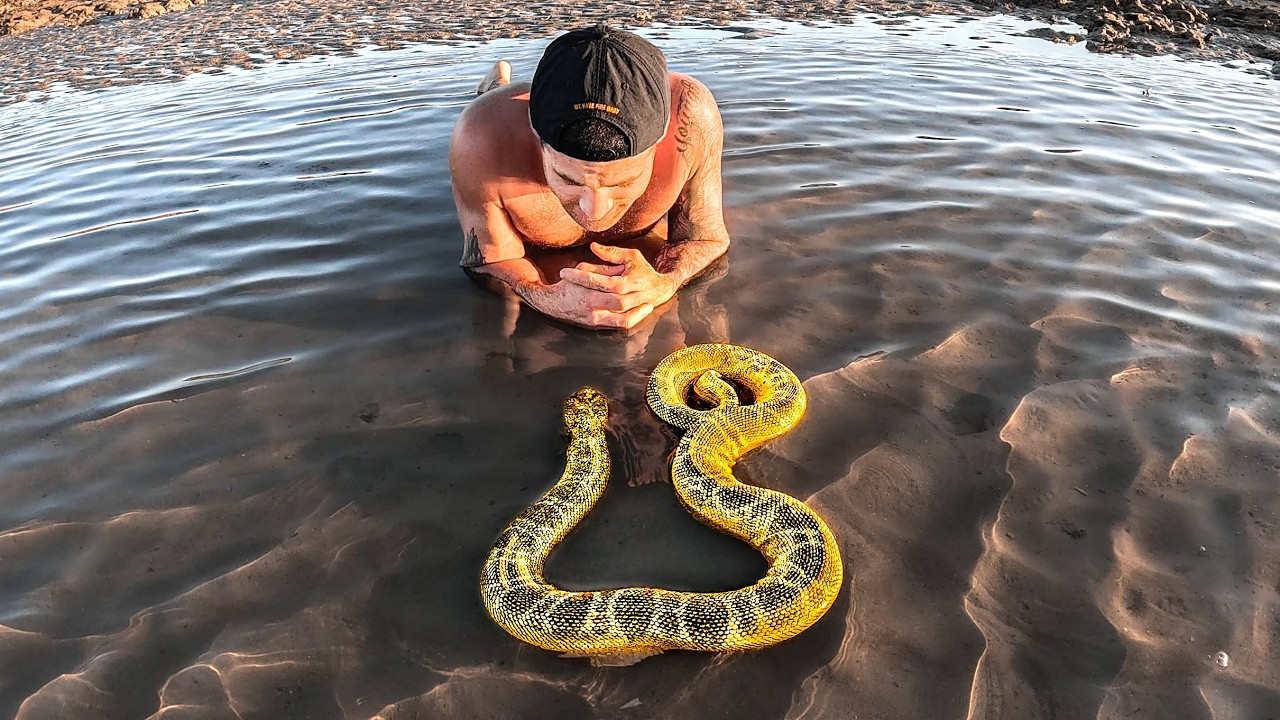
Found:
[590,242,642,265]
[589,308,631,328]
[589,304,651,329]
[561,266,646,294]
[570,286,633,312]
[573,261,627,276]
[586,295,650,326]
[560,267,625,293]
[603,290,653,313]
[620,303,654,330]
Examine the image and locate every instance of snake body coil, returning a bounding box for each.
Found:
[479,344,842,664]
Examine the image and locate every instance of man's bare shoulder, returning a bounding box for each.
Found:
[451,82,540,174]
[671,73,718,112]
[668,73,723,160]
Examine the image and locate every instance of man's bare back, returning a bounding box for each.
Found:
[449,26,730,330]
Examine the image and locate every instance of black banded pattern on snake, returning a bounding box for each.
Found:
[479,343,842,665]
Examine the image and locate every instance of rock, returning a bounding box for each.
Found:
[2,8,58,33]
[130,1,166,17]
[63,3,95,22]
[1213,2,1280,32]
[1024,26,1086,43]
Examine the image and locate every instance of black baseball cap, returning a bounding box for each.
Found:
[529,25,671,161]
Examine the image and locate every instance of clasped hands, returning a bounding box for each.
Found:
[553,242,676,330]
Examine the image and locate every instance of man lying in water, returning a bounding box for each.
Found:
[449,25,730,330]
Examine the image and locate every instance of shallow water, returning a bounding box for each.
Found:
[3,15,1280,720]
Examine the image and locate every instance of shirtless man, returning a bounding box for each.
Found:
[449,25,729,330]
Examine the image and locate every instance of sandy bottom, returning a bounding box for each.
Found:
[1,14,1279,720]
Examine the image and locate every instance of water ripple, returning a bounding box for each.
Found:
[47,209,202,242]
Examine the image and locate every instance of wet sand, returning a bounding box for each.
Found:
[2,0,1279,107]
[3,12,1280,720]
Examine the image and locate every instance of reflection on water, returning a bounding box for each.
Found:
[2,15,1280,720]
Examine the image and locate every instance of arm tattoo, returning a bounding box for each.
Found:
[667,196,695,249]
[460,227,483,268]
[674,78,698,155]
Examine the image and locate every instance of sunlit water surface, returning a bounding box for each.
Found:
[2,16,1280,720]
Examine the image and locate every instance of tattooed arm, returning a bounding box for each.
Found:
[658,77,731,284]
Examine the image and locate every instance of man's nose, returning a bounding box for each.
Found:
[579,188,613,221]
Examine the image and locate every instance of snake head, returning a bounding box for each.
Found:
[563,388,609,432]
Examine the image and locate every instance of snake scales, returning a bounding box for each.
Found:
[479,343,842,665]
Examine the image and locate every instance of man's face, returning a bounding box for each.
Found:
[540,144,656,233]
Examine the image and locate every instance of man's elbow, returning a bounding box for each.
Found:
[464,260,540,303]
[462,264,511,297]
[701,231,731,260]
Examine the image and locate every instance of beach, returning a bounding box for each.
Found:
[1,0,1279,106]
[2,6,1280,720]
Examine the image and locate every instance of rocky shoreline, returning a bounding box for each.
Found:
[987,0,1280,66]
[5,0,1276,63]
[0,0,1276,106]
[2,0,204,33]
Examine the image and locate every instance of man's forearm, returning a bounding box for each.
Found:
[464,257,549,307]
[654,234,730,290]
[467,257,640,328]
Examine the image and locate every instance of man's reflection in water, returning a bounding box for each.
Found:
[469,233,730,488]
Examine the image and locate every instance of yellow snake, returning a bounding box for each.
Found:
[479,343,843,665]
